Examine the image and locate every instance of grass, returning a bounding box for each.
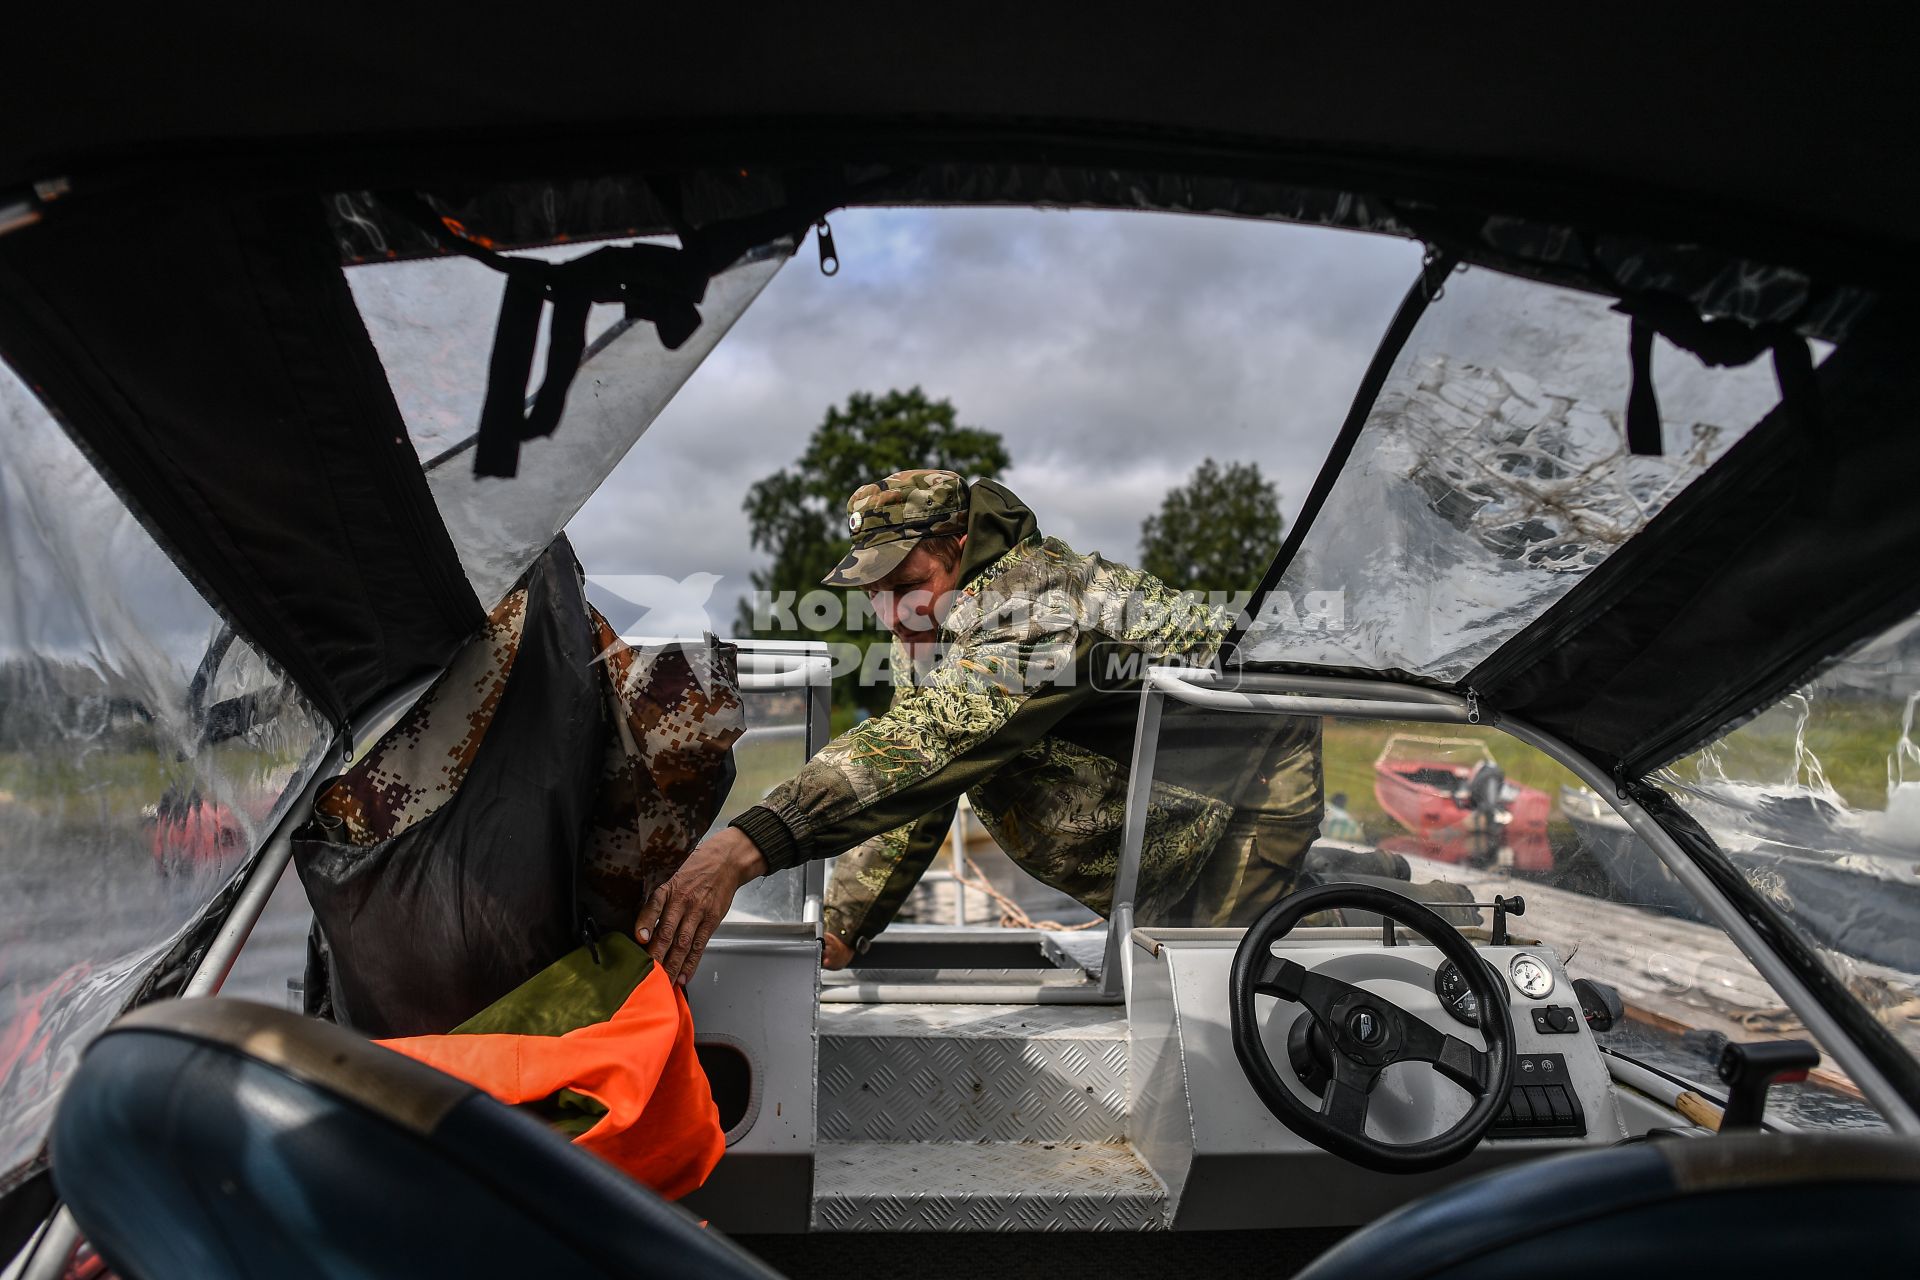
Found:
[759,699,1916,852]
[1671,695,1913,811]
[13,693,1902,855]
[0,740,314,828]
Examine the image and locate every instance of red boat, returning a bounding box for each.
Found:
[0,962,90,1116]
[1372,734,1553,873]
[142,787,247,876]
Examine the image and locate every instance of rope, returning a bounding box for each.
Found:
[948,860,1102,932]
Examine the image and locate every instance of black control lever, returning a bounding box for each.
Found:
[1380,894,1524,947]
[1490,894,1523,946]
[1717,1039,1819,1130]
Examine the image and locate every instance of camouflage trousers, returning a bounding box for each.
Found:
[1162,811,1322,928]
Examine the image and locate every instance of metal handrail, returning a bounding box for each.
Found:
[1145,666,1472,722]
[1172,667,1462,705]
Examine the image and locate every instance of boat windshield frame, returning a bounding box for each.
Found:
[1112,666,1920,1133]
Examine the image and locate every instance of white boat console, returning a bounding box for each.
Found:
[1130,925,1624,1229]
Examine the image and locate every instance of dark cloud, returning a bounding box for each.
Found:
[563,208,1420,628]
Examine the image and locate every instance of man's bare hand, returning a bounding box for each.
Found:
[636,828,768,984]
[822,932,854,970]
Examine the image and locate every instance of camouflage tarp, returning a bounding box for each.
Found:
[295,537,741,1037]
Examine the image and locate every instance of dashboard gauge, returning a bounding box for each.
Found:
[1433,959,1502,1026]
[1509,952,1555,999]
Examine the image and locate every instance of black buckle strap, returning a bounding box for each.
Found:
[378,189,831,479]
[1616,292,1820,481]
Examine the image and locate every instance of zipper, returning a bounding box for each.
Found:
[815,219,839,276]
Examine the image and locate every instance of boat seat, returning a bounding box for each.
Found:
[1300,843,1413,885]
[1295,1132,1920,1280]
[1297,846,1482,927]
[49,998,775,1280]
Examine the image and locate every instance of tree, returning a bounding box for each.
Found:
[1139,458,1286,595]
[737,388,1010,719]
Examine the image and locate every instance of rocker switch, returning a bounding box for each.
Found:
[1491,1055,1587,1139]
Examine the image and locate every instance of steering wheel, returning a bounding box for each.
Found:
[1229,882,1515,1174]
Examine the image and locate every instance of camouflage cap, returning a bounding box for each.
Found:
[821,469,971,587]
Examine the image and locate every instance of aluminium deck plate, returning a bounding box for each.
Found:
[812,1141,1169,1231]
[819,1003,1130,1144]
[819,1002,1128,1039]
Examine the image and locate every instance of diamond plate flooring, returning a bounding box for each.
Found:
[812,1141,1168,1231]
[820,1003,1127,1040]
[819,1003,1130,1143]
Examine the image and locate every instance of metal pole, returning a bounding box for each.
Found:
[951,797,972,925]
[801,655,832,927]
[15,1208,78,1280]
[1144,668,1471,723]
[1182,668,1462,705]
[1102,685,1165,998]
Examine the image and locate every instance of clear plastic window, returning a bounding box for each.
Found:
[0,361,328,1179]
[714,683,812,923]
[1237,267,1783,679]
[346,239,791,607]
[1662,608,1920,1087]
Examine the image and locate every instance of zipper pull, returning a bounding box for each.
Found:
[1465,688,1482,725]
[581,916,604,966]
[815,219,840,276]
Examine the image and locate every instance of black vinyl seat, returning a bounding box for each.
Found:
[1297,1130,1920,1280]
[50,998,775,1280]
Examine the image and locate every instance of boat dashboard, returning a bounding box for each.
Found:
[1127,923,1625,1229]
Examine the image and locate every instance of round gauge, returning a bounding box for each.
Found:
[1508,952,1555,1000]
[1433,958,1504,1026]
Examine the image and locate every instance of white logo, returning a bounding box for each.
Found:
[585,573,724,638]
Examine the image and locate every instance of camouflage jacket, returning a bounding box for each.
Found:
[728,481,1320,949]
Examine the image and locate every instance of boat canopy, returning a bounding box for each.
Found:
[2,170,1909,778]
[0,3,1909,765]
[4,5,1919,1227]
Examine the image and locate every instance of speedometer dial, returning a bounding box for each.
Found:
[1509,952,1555,999]
[1434,959,1508,1026]
[1434,959,1482,1025]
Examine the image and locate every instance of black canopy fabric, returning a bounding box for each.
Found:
[0,10,1908,747]
[1469,301,1920,777]
[0,189,484,731]
[1,9,1913,275]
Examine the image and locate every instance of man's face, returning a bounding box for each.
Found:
[865,539,966,652]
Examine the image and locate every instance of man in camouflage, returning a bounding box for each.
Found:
[636,470,1323,980]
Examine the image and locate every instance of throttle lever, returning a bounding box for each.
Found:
[1380,894,1524,947]
[1717,1039,1819,1130]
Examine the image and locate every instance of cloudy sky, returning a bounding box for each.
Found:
[559,207,1423,633]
